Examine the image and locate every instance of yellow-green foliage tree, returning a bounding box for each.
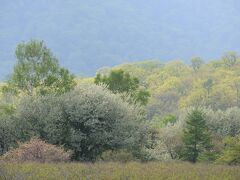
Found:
[218,135,240,165]
[109,53,240,118]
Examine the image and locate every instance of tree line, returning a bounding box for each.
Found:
[0,40,240,164]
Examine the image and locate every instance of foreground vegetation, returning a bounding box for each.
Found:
[0,162,239,180]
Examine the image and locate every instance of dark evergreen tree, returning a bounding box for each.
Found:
[94,69,150,105]
[182,109,212,163]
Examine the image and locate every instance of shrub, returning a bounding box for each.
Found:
[1,138,71,163]
[0,115,17,155]
[14,84,148,161]
[97,149,135,163]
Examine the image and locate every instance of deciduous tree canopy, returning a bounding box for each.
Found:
[5,40,76,96]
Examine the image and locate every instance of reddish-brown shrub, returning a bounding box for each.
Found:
[1,138,71,163]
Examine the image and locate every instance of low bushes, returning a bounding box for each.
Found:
[1,138,71,163]
[98,149,135,163]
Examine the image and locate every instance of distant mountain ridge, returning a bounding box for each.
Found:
[1,0,240,80]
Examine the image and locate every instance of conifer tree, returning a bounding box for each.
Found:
[182,109,212,163]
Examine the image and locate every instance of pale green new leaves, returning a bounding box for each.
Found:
[7,40,76,96]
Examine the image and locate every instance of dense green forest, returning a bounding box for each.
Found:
[1,40,240,169]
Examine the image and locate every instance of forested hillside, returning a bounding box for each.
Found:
[1,0,240,79]
[95,54,240,119]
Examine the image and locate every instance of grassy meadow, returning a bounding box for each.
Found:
[1,162,240,180]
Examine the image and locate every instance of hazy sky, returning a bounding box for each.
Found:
[1,0,240,79]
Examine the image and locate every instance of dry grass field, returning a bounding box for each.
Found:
[0,162,240,180]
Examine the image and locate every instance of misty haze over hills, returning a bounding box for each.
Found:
[1,0,240,80]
